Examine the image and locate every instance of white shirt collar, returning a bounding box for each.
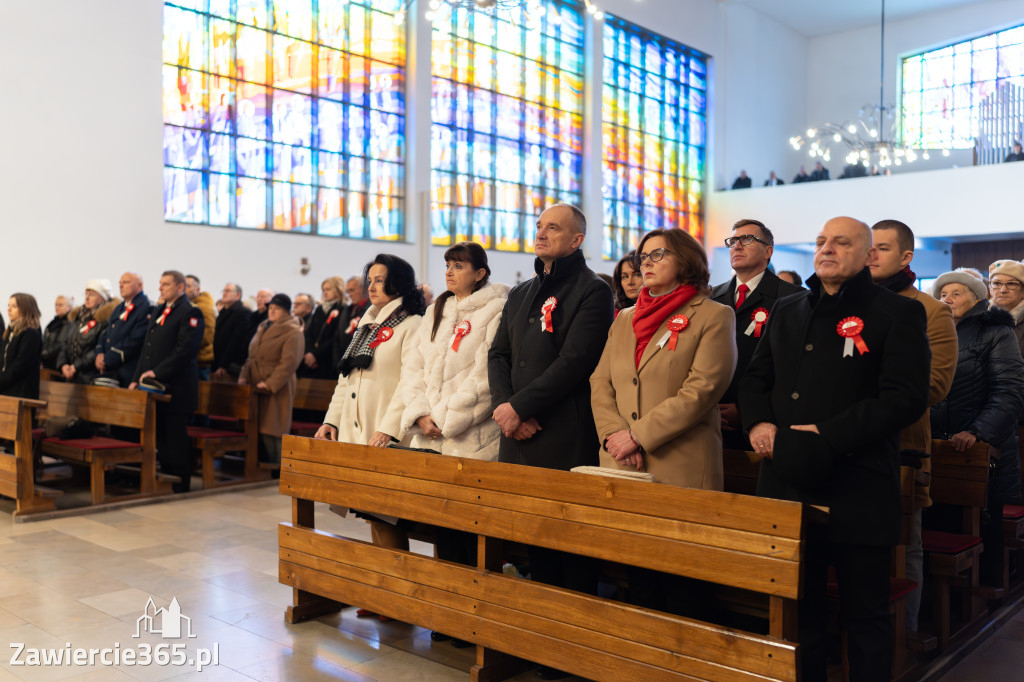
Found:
[735,269,767,302]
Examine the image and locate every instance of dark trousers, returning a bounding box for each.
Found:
[528,546,598,596]
[800,532,892,682]
[156,406,191,493]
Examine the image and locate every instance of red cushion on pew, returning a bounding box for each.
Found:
[42,436,138,450]
[188,426,244,439]
[922,529,982,554]
[291,420,321,432]
[1005,504,1024,520]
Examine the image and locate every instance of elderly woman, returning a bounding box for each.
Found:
[612,249,642,313]
[590,228,737,613]
[315,254,425,618]
[57,280,118,384]
[931,270,1024,587]
[988,259,1024,356]
[0,294,43,399]
[238,293,305,471]
[299,276,347,379]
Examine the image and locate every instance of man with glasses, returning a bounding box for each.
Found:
[988,259,1024,356]
[711,219,801,450]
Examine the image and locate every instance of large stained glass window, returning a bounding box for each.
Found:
[430,1,585,252]
[601,17,707,260]
[162,0,405,239]
[902,24,1024,149]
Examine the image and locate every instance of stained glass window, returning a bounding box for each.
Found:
[430,1,585,252]
[163,0,406,239]
[901,24,1024,149]
[601,17,707,260]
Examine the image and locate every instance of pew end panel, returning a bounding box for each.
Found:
[0,397,57,516]
[289,378,336,437]
[190,381,266,488]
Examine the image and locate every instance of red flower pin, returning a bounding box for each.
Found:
[836,316,869,356]
[745,307,769,338]
[451,320,471,351]
[369,326,394,349]
[665,314,689,351]
[540,297,558,333]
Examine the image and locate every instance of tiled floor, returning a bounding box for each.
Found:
[0,487,571,682]
[0,485,1016,682]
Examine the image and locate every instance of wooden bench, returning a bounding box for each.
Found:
[279,437,826,682]
[189,381,266,489]
[922,439,991,648]
[0,396,60,516]
[38,380,169,505]
[722,448,760,496]
[289,378,336,437]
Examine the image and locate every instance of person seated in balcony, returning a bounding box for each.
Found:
[1004,141,1024,162]
[763,171,784,186]
[731,170,752,189]
[809,161,830,181]
[792,166,810,183]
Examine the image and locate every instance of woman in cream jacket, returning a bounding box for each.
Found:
[399,242,509,460]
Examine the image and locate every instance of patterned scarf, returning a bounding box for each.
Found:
[338,305,411,377]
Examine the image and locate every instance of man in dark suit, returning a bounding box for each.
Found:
[95,272,151,387]
[212,283,252,380]
[130,270,205,493]
[488,203,613,680]
[711,219,802,450]
[763,171,784,186]
[731,170,752,189]
[738,217,930,682]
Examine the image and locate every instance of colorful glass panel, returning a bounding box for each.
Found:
[162,0,405,239]
[430,1,585,250]
[601,17,708,259]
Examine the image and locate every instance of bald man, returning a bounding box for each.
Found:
[738,217,931,682]
[95,272,151,386]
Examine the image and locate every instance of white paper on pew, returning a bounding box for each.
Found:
[571,466,656,483]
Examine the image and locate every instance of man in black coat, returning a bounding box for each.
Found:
[95,272,151,387]
[738,217,930,682]
[130,270,205,493]
[333,277,371,373]
[711,219,802,450]
[488,204,613,678]
[212,283,252,379]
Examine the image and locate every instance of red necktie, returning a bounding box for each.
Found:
[736,283,749,309]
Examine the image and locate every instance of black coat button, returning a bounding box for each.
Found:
[528,317,535,324]
[791,392,799,400]
[631,412,638,419]
[804,344,813,351]
[632,378,638,386]
[519,361,526,368]
[351,392,356,399]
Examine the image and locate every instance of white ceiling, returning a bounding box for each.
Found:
[724,0,998,37]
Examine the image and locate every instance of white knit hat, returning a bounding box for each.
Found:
[85,279,113,301]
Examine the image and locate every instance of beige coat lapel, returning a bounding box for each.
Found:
[636,295,705,373]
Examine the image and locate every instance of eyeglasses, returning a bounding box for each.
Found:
[636,248,670,265]
[724,234,770,248]
[990,280,1023,291]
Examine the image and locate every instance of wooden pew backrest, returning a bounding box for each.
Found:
[40,380,150,430]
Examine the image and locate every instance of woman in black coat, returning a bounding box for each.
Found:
[298,276,346,379]
[0,294,43,400]
[930,271,1024,586]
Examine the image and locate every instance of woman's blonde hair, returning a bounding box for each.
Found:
[321,276,347,305]
[5,293,41,340]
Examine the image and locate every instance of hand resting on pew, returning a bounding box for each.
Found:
[948,430,977,452]
[314,424,338,441]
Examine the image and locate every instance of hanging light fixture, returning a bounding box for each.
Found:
[394,0,604,26]
[788,0,949,170]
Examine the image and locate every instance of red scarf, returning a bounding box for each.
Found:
[631,285,698,368]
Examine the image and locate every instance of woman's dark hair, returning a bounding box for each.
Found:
[363,254,427,317]
[431,242,491,341]
[612,250,638,309]
[5,293,41,340]
[636,229,711,294]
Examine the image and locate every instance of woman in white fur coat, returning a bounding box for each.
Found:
[399,242,509,460]
[396,242,508,647]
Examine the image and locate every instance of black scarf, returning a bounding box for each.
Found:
[876,265,917,294]
[338,304,410,377]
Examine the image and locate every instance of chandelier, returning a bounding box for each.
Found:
[394,0,605,26]
[788,0,949,170]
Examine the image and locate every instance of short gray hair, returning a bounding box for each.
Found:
[549,202,587,235]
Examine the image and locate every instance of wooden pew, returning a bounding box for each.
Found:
[0,396,59,516]
[921,439,991,648]
[279,437,826,682]
[722,448,760,496]
[189,381,266,489]
[289,378,336,437]
[37,380,169,505]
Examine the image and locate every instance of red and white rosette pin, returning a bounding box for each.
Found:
[327,309,339,324]
[119,302,134,321]
[157,306,172,326]
[745,307,769,338]
[665,314,689,351]
[346,317,360,335]
[451,320,471,351]
[369,326,394,349]
[836,316,869,357]
[80,319,96,334]
[540,296,558,333]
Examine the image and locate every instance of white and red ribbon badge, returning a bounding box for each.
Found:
[79,320,96,334]
[346,317,360,335]
[745,307,769,338]
[119,302,134,321]
[451,320,471,351]
[540,297,558,333]
[189,316,199,328]
[157,306,172,326]
[369,325,393,349]
[327,309,339,324]
[836,316,869,357]
[665,314,689,351]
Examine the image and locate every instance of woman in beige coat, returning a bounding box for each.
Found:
[590,228,736,614]
[238,294,305,468]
